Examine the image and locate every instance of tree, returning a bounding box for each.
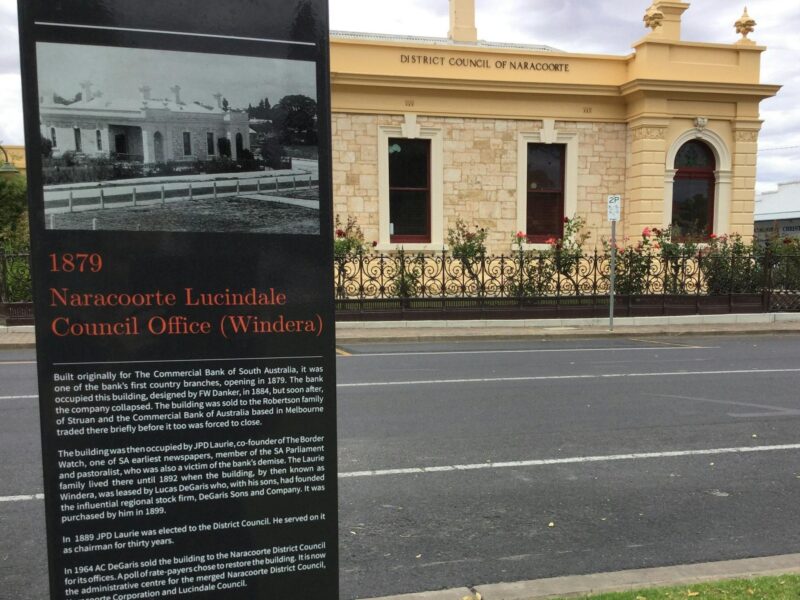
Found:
[260,137,285,170]
[273,94,318,145]
[0,176,28,248]
[41,135,53,158]
[248,98,272,120]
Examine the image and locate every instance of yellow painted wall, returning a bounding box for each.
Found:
[330,4,779,246]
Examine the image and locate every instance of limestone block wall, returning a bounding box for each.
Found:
[331,113,387,238]
[332,112,628,254]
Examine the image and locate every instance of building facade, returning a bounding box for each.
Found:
[330,0,779,253]
[755,182,800,244]
[3,145,26,177]
[39,83,250,165]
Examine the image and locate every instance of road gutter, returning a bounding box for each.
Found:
[362,553,800,600]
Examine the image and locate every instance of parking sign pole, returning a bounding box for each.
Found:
[610,220,616,331]
[607,195,621,332]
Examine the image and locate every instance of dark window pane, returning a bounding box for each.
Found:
[183,132,192,155]
[74,128,82,153]
[672,178,712,240]
[207,132,215,155]
[389,138,429,188]
[527,192,563,239]
[526,143,565,239]
[528,144,564,191]
[675,140,715,169]
[390,190,429,238]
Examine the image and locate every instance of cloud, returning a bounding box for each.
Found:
[2,0,799,186]
[330,0,447,36]
[0,74,23,145]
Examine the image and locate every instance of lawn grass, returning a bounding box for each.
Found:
[561,575,800,600]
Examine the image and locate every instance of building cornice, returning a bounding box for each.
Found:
[332,73,621,97]
[621,79,781,99]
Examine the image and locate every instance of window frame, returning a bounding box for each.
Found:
[388,137,432,244]
[671,146,717,242]
[183,131,193,156]
[96,130,102,152]
[525,142,567,243]
[206,132,215,156]
[73,128,82,153]
[663,128,732,240]
[377,122,443,252]
[516,127,578,250]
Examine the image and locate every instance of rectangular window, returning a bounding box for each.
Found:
[183,132,192,156]
[50,128,57,148]
[526,143,565,242]
[207,132,215,156]
[73,128,82,153]
[96,130,102,152]
[388,138,430,243]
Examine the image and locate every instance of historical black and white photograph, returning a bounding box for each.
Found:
[36,42,320,234]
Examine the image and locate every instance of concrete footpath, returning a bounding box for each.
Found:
[2,313,800,347]
[363,553,800,600]
[335,312,800,343]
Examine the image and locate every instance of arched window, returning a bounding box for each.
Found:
[672,140,715,241]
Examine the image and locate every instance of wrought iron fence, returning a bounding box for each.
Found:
[2,250,800,324]
[334,250,800,317]
[0,252,34,324]
[0,252,32,304]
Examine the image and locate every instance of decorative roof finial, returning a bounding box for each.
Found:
[644,4,664,31]
[735,7,756,43]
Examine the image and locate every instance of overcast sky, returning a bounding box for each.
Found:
[36,43,315,110]
[2,0,798,192]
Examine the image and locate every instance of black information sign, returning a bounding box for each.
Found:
[17,1,337,598]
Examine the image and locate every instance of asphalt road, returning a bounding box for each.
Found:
[2,335,800,599]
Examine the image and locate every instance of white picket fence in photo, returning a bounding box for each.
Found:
[43,170,317,214]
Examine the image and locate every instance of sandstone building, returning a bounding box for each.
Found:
[39,82,251,165]
[330,0,779,252]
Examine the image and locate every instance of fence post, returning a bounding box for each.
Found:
[68,191,74,212]
[132,187,137,207]
[517,249,524,307]
[100,187,105,209]
[161,185,166,205]
[0,252,8,304]
[729,251,735,313]
[293,176,297,192]
[257,179,261,193]
[213,181,217,200]
[189,182,193,201]
[763,249,773,312]
[236,180,240,195]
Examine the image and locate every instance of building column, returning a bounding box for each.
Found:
[141,129,152,164]
[100,128,111,157]
[624,121,668,240]
[227,130,238,160]
[730,122,761,239]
